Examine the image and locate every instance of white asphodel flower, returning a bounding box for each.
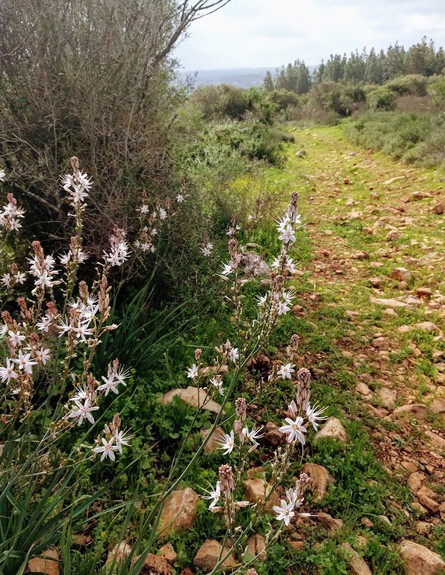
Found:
[68,397,99,426]
[306,403,327,431]
[202,481,221,510]
[273,499,295,526]
[277,363,295,380]
[0,169,6,182]
[92,437,118,461]
[218,430,235,455]
[186,363,199,379]
[279,416,307,445]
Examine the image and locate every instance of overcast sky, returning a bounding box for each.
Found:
[174,0,445,70]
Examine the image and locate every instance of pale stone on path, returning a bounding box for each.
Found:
[315,417,348,443]
[378,387,397,408]
[391,267,411,282]
[407,471,426,495]
[341,542,372,575]
[301,462,336,502]
[356,382,371,396]
[399,540,445,575]
[370,297,411,308]
[415,321,440,332]
[160,386,221,414]
[393,404,428,420]
[158,488,199,536]
[193,539,237,572]
[430,398,445,415]
[425,430,445,450]
[417,486,440,513]
[27,549,59,575]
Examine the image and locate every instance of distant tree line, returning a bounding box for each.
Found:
[264,38,445,93]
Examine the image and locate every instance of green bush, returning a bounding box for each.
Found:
[386,74,428,96]
[188,84,252,120]
[366,87,396,111]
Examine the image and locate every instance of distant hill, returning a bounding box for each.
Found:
[180,67,278,89]
[180,66,317,89]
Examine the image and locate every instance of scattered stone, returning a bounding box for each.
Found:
[432,203,444,214]
[410,191,431,201]
[141,554,173,575]
[193,540,236,572]
[393,404,428,420]
[341,542,372,575]
[384,308,397,316]
[384,175,406,185]
[361,517,374,528]
[372,336,388,349]
[301,462,336,502]
[415,322,440,333]
[386,230,400,241]
[200,426,224,454]
[245,534,267,561]
[346,197,355,205]
[344,178,350,185]
[356,382,371,396]
[159,543,178,565]
[158,488,199,536]
[264,421,285,446]
[315,417,348,443]
[399,540,445,575]
[161,386,221,414]
[417,287,433,298]
[417,486,440,513]
[369,277,382,288]
[105,542,132,568]
[378,515,391,525]
[243,478,279,511]
[416,521,434,535]
[430,398,445,415]
[288,540,304,551]
[424,430,445,450]
[401,296,423,306]
[352,251,370,260]
[27,549,59,575]
[378,387,397,408]
[391,268,411,282]
[316,512,344,531]
[440,502,445,521]
[407,472,426,495]
[370,297,411,308]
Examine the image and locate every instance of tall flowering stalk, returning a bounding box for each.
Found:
[0,159,131,463]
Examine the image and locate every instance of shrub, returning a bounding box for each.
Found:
[386,74,428,96]
[188,84,252,120]
[366,87,397,111]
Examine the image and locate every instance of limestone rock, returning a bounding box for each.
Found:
[417,287,433,298]
[245,534,267,561]
[158,488,199,536]
[341,542,372,575]
[432,203,444,215]
[430,398,445,415]
[193,539,237,572]
[378,387,396,408]
[393,404,428,420]
[27,549,59,575]
[159,543,177,565]
[356,382,371,396]
[369,277,382,288]
[391,268,411,282]
[243,478,279,511]
[408,472,426,495]
[141,554,173,575]
[417,486,440,513]
[160,386,221,414]
[301,462,335,502]
[399,540,445,575]
[315,417,348,443]
[200,426,224,454]
[316,512,344,531]
[370,297,411,309]
[264,421,285,446]
[105,542,132,568]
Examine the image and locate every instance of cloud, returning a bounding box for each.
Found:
[175,0,445,69]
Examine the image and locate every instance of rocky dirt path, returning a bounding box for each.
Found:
[283,125,445,568]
